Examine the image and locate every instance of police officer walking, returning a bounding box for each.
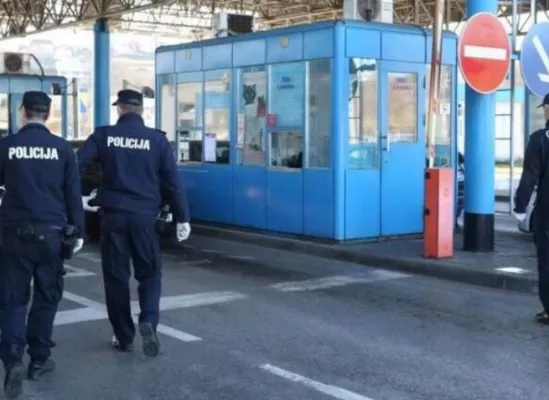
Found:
[0,91,85,398]
[515,93,549,324]
[77,89,190,358]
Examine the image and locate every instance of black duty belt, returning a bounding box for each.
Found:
[4,225,62,239]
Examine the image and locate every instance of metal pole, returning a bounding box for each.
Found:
[509,0,518,213]
[426,0,445,168]
[72,78,80,139]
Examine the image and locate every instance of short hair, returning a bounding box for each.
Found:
[118,104,143,114]
[24,109,48,121]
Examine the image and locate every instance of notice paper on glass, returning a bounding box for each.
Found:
[204,133,217,162]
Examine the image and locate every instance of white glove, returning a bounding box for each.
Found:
[73,238,84,254]
[513,212,526,222]
[82,195,99,212]
[176,222,191,242]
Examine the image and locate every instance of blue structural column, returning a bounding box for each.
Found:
[93,18,110,128]
[463,0,497,252]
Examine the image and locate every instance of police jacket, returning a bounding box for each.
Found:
[515,120,549,215]
[76,113,190,222]
[0,123,85,235]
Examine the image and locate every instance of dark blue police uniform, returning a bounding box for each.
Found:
[0,91,84,397]
[515,93,549,323]
[77,89,189,357]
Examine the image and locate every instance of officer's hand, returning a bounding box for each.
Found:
[176,222,191,242]
[513,212,526,222]
[73,238,84,254]
[82,195,99,212]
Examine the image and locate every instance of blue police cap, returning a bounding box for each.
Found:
[539,93,549,108]
[21,91,51,113]
[112,89,143,106]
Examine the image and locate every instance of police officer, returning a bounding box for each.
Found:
[77,89,190,358]
[0,91,84,398]
[515,92,549,324]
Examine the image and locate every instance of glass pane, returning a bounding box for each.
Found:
[270,62,305,127]
[425,66,452,166]
[348,58,378,170]
[158,74,176,145]
[308,59,331,168]
[177,75,202,163]
[238,66,267,166]
[45,96,63,136]
[270,130,302,168]
[0,94,8,138]
[388,72,417,143]
[204,70,230,164]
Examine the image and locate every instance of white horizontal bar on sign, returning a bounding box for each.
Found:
[260,364,376,400]
[463,45,507,61]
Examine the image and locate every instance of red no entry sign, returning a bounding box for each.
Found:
[458,12,511,94]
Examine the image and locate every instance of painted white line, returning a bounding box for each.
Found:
[260,364,375,400]
[62,290,202,342]
[179,259,212,266]
[270,270,408,292]
[130,291,248,314]
[463,45,507,61]
[496,267,529,274]
[201,249,224,254]
[64,264,96,278]
[78,253,101,263]
[228,255,255,261]
[55,307,107,326]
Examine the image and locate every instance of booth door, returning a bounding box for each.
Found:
[379,61,425,236]
[8,93,23,134]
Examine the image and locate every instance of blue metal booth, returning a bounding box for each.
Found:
[0,73,68,138]
[155,20,458,241]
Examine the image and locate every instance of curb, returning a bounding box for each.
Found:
[163,225,538,295]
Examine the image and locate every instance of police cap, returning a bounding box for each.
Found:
[539,93,549,108]
[112,89,143,106]
[21,91,51,113]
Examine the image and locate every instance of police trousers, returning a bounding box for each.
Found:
[533,212,549,311]
[100,211,162,346]
[0,228,64,365]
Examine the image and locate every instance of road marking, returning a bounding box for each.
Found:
[59,290,212,342]
[260,364,375,400]
[532,35,549,82]
[64,264,96,278]
[228,255,255,261]
[78,253,101,263]
[130,291,247,314]
[463,45,507,61]
[270,270,409,292]
[496,267,529,274]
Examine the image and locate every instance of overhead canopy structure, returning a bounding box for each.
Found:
[0,0,548,39]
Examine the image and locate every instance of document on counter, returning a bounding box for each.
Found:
[204,133,217,162]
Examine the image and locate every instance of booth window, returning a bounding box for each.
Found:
[0,94,7,137]
[238,65,267,166]
[307,59,331,168]
[158,74,176,148]
[425,65,452,166]
[348,58,378,170]
[388,72,417,144]
[46,96,63,136]
[204,69,231,164]
[269,62,305,169]
[177,72,203,163]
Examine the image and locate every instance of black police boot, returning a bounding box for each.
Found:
[139,322,159,358]
[110,336,134,353]
[27,358,55,381]
[535,311,549,325]
[3,361,24,399]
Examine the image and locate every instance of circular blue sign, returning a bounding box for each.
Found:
[520,22,549,97]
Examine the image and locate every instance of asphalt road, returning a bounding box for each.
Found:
[12,243,549,400]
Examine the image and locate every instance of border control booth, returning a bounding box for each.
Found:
[155,20,458,241]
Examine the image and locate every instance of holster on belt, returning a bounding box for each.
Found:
[61,225,77,260]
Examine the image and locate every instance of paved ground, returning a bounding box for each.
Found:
[11,244,549,399]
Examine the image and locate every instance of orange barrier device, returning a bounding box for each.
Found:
[424,167,454,258]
